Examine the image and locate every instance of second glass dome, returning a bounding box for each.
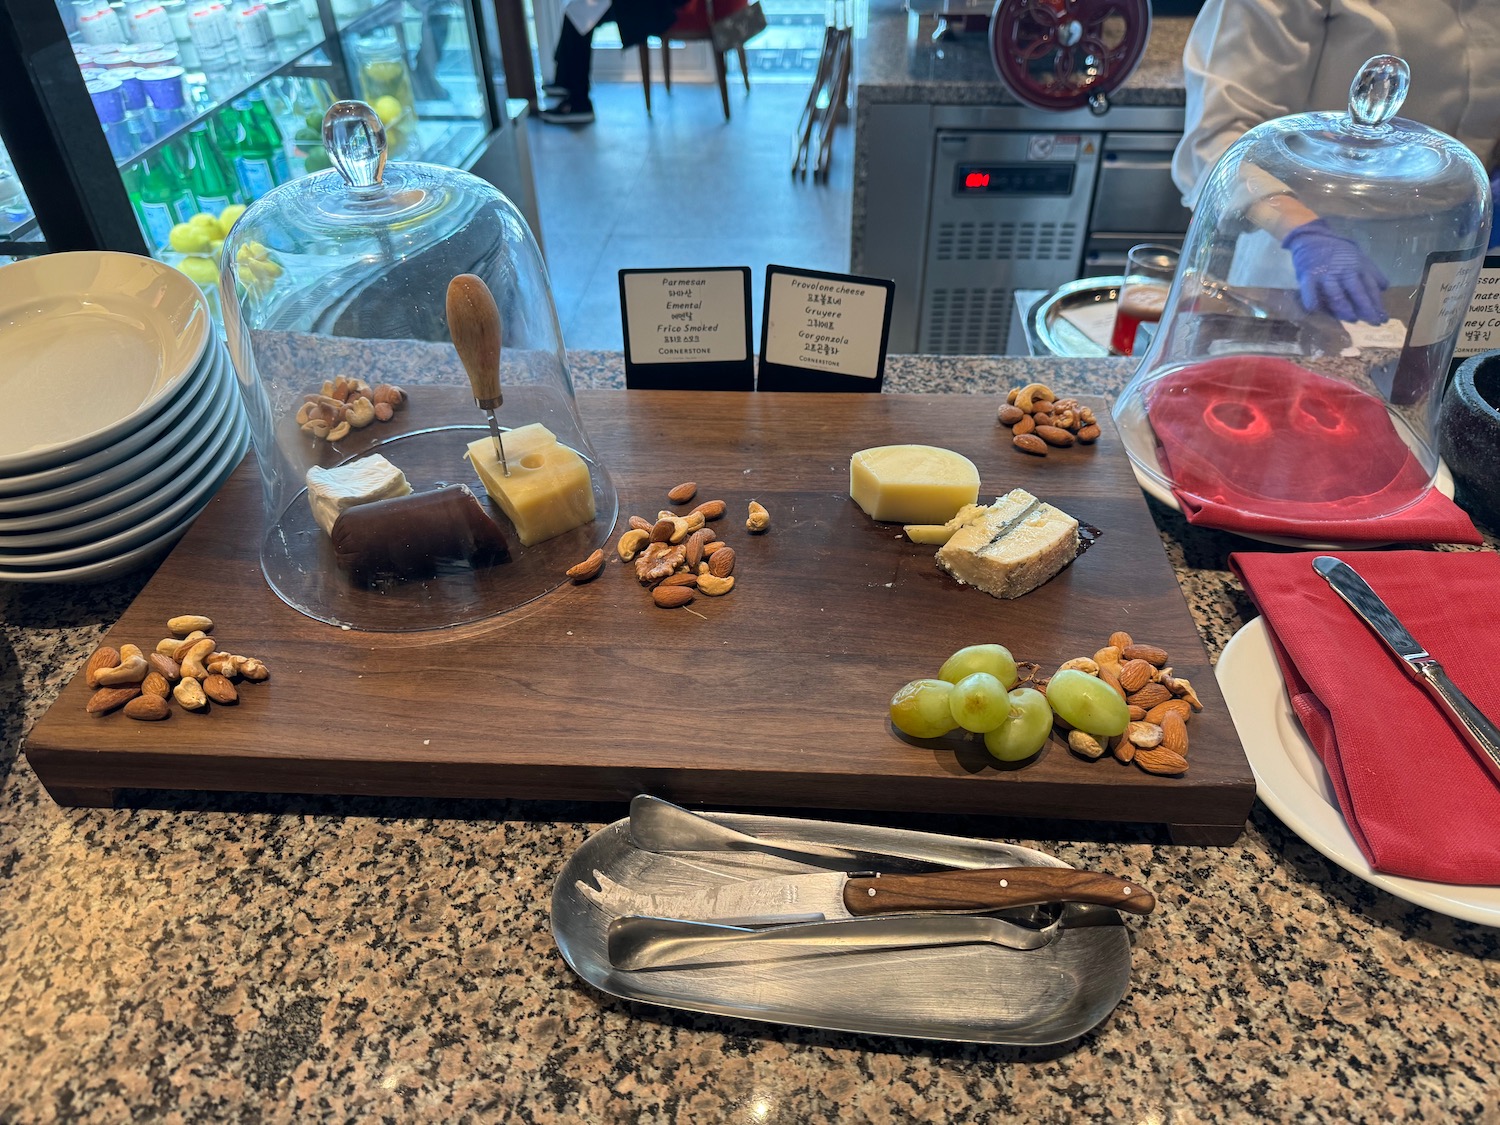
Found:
[221,102,617,631]
[1113,56,1491,529]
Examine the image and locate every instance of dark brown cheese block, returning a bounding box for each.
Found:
[331,484,511,583]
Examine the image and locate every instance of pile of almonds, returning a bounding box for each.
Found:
[84,615,270,721]
[997,381,1100,456]
[1039,630,1203,776]
[565,482,770,611]
[294,376,407,443]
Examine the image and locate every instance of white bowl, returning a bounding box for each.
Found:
[0,339,221,506]
[0,252,211,474]
[0,404,248,569]
[0,364,239,549]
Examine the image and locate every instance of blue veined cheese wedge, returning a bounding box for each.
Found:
[465,422,595,547]
[305,454,412,536]
[936,488,1079,598]
[849,444,981,524]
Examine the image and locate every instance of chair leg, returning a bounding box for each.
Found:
[662,41,672,93]
[713,49,730,120]
[736,44,750,91]
[638,42,652,114]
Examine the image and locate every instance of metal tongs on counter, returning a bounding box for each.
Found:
[590,797,1155,970]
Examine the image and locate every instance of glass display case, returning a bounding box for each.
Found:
[0,0,530,314]
[0,137,40,265]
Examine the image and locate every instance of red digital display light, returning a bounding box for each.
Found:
[964,171,991,190]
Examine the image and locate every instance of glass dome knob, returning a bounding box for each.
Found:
[1348,54,1410,128]
[322,100,388,188]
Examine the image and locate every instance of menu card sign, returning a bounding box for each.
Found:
[620,267,754,391]
[757,265,894,392]
[1453,253,1500,363]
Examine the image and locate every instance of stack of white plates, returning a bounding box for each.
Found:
[0,252,248,584]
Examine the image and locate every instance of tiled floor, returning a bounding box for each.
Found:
[526,78,854,350]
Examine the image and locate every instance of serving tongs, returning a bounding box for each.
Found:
[628,794,1005,873]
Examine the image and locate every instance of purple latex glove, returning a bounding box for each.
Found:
[1281,219,1389,324]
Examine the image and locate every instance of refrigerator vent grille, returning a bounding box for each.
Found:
[933,221,1080,262]
[921,288,1014,354]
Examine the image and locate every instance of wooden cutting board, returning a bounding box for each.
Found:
[25,391,1254,843]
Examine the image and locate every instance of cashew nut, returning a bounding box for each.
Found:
[295,402,315,426]
[617,528,650,561]
[170,630,207,662]
[173,677,208,711]
[326,420,351,442]
[178,638,216,680]
[303,419,331,440]
[168,615,214,636]
[345,396,376,428]
[746,500,770,533]
[94,653,148,686]
[696,572,735,596]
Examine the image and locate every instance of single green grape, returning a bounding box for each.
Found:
[938,644,1018,689]
[1046,669,1130,736]
[982,687,1053,762]
[889,678,957,739]
[948,671,1010,733]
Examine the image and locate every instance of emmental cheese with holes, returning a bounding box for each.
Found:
[936,488,1079,599]
[849,445,981,524]
[465,422,595,546]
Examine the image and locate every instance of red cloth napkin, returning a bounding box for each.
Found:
[1150,357,1481,544]
[1233,549,1500,884]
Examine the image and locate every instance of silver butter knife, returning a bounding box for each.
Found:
[1313,556,1500,784]
[606,913,1062,971]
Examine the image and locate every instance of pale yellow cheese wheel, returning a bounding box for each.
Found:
[849,444,981,524]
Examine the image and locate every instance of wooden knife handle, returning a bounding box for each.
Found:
[446,273,503,409]
[842,867,1156,917]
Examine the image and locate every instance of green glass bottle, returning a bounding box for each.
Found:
[185,125,243,214]
[125,149,196,251]
[233,94,291,198]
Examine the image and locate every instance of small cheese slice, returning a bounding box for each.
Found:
[465,422,595,547]
[936,488,1079,599]
[850,445,981,525]
[305,454,412,536]
[904,502,988,545]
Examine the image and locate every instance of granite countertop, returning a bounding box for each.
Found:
[854,0,1190,108]
[5,354,1500,1122]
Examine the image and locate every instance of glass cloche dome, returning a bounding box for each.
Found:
[221,101,617,631]
[1113,56,1491,528]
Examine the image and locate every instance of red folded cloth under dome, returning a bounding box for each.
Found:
[1148,357,1481,544]
[1233,549,1500,884]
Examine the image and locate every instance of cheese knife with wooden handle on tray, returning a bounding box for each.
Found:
[447,272,508,475]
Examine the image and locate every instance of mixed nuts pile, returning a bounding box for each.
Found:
[1041,630,1203,776]
[294,376,408,444]
[997,381,1101,456]
[566,482,770,610]
[84,614,270,720]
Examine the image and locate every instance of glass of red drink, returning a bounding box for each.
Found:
[1110,244,1179,356]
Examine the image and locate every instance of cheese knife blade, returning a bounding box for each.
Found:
[1313,555,1500,784]
[582,866,1154,925]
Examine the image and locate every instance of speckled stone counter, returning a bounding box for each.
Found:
[4,354,1500,1123]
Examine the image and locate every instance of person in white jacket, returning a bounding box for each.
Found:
[1173,0,1500,322]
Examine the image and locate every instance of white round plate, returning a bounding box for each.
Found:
[0,339,222,507]
[0,252,210,473]
[1132,460,1457,549]
[1216,615,1500,926]
[0,346,231,534]
[0,414,248,584]
[0,363,239,549]
[0,404,248,569]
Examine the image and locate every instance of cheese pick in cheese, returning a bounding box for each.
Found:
[305,455,412,536]
[850,445,981,525]
[466,422,595,547]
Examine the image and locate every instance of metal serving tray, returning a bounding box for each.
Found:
[550,810,1135,1046]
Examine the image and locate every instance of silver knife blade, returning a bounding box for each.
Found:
[580,865,1154,925]
[606,912,1061,971]
[1313,555,1500,785]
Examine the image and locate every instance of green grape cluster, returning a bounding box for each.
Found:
[888,644,1052,763]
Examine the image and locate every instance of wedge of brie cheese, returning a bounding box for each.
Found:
[306,455,412,536]
[935,488,1079,599]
